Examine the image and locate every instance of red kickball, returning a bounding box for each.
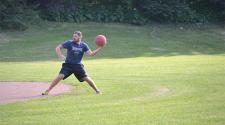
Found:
[95,35,107,46]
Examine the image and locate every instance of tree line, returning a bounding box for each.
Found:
[0,0,224,30]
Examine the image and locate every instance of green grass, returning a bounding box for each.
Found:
[0,22,225,125]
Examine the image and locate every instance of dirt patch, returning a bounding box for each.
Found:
[0,82,73,104]
[153,87,170,96]
[133,86,170,101]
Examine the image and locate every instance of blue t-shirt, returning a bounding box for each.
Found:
[62,40,90,64]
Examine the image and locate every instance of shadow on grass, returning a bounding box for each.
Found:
[1,44,225,62]
[0,23,225,62]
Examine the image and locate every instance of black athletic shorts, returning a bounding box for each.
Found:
[59,63,87,82]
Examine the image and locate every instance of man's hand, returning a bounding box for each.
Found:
[86,46,104,56]
[55,44,65,61]
[58,54,66,61]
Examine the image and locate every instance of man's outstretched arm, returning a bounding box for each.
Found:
[86,46,104,56]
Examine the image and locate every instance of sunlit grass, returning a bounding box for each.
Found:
[0,22,225,125]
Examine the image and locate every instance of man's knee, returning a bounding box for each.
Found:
[82,76,87,81]
[82,76,91,81]
[58,74,65,79]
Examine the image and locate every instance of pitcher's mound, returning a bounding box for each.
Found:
[0,82,73,104]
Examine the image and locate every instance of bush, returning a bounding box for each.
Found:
[0,0,40,31]
[39,0,147,25]
[187,0,225,22]
[0,0,224,31]
[136,0,199,23]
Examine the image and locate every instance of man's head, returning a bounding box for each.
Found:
[73,31,82,42]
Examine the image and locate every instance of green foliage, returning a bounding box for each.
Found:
[38,0,225,24]
[188,0,225,22]
[137,0,198,23]
[38,0,224,24]
[0,0,40,31]
[39,0,147,25]
[0,0,224,30]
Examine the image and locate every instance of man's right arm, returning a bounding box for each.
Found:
[55,44,66,61]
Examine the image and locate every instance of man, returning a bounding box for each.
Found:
[42,31,104,95]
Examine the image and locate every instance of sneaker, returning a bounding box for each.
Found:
[96,90,102,94]
[42,90,49,95]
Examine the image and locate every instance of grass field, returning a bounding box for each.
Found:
[0,22,225,125]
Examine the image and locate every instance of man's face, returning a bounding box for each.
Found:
[73,33,81,42]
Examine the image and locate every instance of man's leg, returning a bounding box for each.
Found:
[42,74,65,95]
[82,77,101,94]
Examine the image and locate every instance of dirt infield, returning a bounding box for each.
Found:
[0,82,73,104]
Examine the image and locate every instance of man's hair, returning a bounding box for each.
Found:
[74,31,82,37]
